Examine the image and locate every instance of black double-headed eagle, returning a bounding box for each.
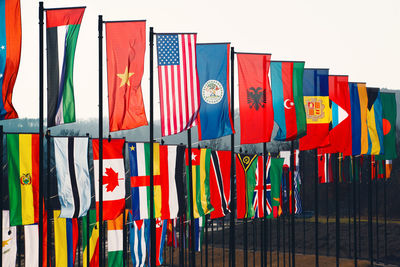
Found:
[247,87,267,110]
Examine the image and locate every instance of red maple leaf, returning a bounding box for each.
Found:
[103,167,120,192]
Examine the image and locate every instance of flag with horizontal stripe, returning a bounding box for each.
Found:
[270,61,306,141]
[53,210,79,267]
[156,33,200,136]
[0,0,21,120]
[299,69,331,150]
[236,154,257,219]
[82,210,99,267]
[2,210,17,267]
[349,82,368,155]
[107,212,124,267]
[54,137,91,218]
[237,53,274,144]
[366,88,384,155]
[186,148,214,218]
[7,134,39,226]
[209,150,231,219]
[196,43,234,140]
[46,7,85,127]
[93,139,126,221]
[129,213,149,267]
[105,20,147,132]
[129,142,161,220]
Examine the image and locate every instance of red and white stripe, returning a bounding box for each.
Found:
[158,34,200,136]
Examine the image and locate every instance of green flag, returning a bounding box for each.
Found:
[378,93,397,160]
[270,158,284,218]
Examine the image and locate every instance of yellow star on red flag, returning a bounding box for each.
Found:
[117,67,134,87]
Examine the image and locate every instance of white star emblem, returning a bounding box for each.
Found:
[191,153,197,161]
[0,45,4,50]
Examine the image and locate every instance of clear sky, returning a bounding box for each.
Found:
[12,0,400,121]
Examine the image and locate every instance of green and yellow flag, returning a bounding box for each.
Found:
[82,209,99,267]
[7,134,39,226]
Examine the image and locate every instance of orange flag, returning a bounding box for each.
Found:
[105,21,148,132]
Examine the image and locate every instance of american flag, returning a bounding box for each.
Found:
[156,34,200,136]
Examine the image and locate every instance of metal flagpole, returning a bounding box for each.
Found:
[212,220,215,267]
[277,216,280,267]
[149,26,156,267]
[229,47,236,267]
[205,216,208,267]
[222,218,225,267]
[263,143,267,267]
[46,130,51,266]
[0,125,3,267]
[244,217,248,267]
[85,133,90,267]
[358,158,361,258]
[383,160,387,266]
[375,163,379,261]
[187,129,195,267]
[348,174,351,256]
[179,216,184,267]
[290,141,295,267]
[352,156,357,267]
[326,182,329,256]
[98,15,105,267]
[269,219,272,267]
[38,2,45,266]
[314,149,319,266]
[334,153,340,267]
[252,219,256,267]
[368,156,373,266]
[300,151,305,256]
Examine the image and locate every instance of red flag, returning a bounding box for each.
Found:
[237,53,274,144]
[321,76,352,155]
[105,21,148,132]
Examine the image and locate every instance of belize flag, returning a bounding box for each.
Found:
[270,61,306,141]
[0,0,21,120]
[196,43,234,140]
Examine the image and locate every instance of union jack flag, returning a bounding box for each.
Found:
[253,156,272,217]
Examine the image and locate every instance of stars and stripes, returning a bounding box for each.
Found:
[156,33,200,136]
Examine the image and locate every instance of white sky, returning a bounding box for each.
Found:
[12,0,400,121]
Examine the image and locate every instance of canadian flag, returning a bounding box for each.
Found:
[93,139,126,221]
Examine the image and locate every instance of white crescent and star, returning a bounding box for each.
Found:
[284,99,294,109]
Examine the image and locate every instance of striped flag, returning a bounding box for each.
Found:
[156,33,200,136]
[46,7,85,127]
[2,210,17,267]
[209,150,231,219]
[366,88,384,155]
[7,134,39,226]
[107,213,124,267]
[54,137,91,218]
[53,210,79,267]
[24,224,38,267]
[253,155,269,218]
[153,218,168,266]
[186,148,214,218]
[280,150,302,214]
[129,214,149,267]
[0,0,21,120]
[269,157,284,218]
[236,154,257,219]
[317,152,333,183]
[93,139,126,221]
[82,210,99,267]
[349,82,368,155]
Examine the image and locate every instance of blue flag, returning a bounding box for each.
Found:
[196,43,234,140]
[129,212,149,267]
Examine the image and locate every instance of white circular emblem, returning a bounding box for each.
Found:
[202,80,224,104]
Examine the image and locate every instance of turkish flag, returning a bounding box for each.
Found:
[105,21,148,132]
[237,53,274,144]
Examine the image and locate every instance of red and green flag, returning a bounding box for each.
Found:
[270,157,284,218]
[82,210,99,267]
[236,154,257,219]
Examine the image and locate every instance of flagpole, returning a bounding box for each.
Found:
[263,142,267,267]
[334,153,340,267]
[229,46,236,267]
[38,2,45,266]
[85,133,90,267]
[149,26,157,267]
[368,155,373,266]
[98,14,104,267]
[205,215,208,267]
[375,162,379,260]
[290,141,295,267]
[383,160,387,266]
[352,156,358,267]
[301,151,305,256]
[0,125,3,267]
[314,149,319,267]
[187,128,195,267]
[46,130,51,266]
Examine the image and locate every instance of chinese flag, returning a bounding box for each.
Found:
[237,53,274,144]
[106,21,148,132]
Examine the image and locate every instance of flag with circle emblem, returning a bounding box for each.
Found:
[376,92,397,160]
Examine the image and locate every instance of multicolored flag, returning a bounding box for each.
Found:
[107,212,124,267]
[7,134,39,226]
[129,142,161,220]
[321,75,352,156]
[317,152,333,183]
[378,92,397,159]
[209,150,231,219]
[366,88,384,155]
[252,155,268,218]
[349,82,368,155]
[2,210,17,267]
[93,139,126,221]
[82,210,99,267]
[236,154,257,219]
[105,21,147,132]
[270,61,306,141]
[194,216,204,252]
[280,150,302,214]
[196,43,234,140]
[46,7,85,127]
[0,0,21,120]
[166,218,178,248]
[53,210,79,267]
[129,214,149,267]
[54,137,91,218]
[186,148,214,218]
[156,33,200,136]
[299,69,331,150]
[270,157,284,218]
[150,218,168,266]
[237,53,274,144]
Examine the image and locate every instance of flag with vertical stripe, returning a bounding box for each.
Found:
[107,212,124,267]
[0,0,21,120]
[129,213,149,267]
[46,7,85,127]
[54,137,91,218]
[7,134,39,226]
[156,33,200,136]
[349,82,368,155]
[82,210,99,267]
